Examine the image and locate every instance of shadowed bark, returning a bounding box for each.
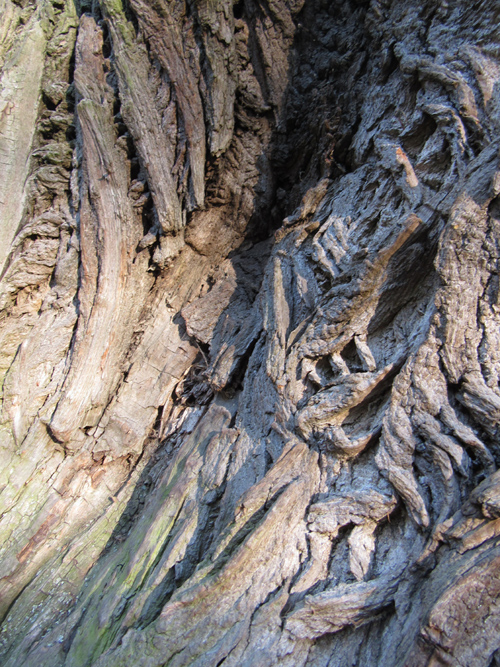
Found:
[1,0,500,665]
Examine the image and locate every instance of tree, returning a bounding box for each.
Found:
[1,0,500,664]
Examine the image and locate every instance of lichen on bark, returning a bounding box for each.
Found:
[1,0,500,666]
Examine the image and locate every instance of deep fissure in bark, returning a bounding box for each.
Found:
[1,0,500,666]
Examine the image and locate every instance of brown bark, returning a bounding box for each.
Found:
[1,0,500,665]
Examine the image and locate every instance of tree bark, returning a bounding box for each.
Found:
[1,0,500,665]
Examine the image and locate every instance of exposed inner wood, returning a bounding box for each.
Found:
[1,1,500,666]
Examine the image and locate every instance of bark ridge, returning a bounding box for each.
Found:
[1,0,500,666]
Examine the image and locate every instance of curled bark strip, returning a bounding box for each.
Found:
[1,1,500,665]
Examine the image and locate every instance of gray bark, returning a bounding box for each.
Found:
[1,0,500,665]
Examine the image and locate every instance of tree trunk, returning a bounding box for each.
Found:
[1,0,500,665]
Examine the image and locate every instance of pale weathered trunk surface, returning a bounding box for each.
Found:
[1,0,500,665]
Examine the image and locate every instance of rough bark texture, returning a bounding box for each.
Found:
[1,0,500,665]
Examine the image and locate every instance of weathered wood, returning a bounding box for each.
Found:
[1,0,500,666]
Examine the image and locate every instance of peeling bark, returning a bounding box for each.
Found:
[1,1,500,666]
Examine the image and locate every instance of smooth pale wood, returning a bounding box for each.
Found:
[1,1,500,667]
